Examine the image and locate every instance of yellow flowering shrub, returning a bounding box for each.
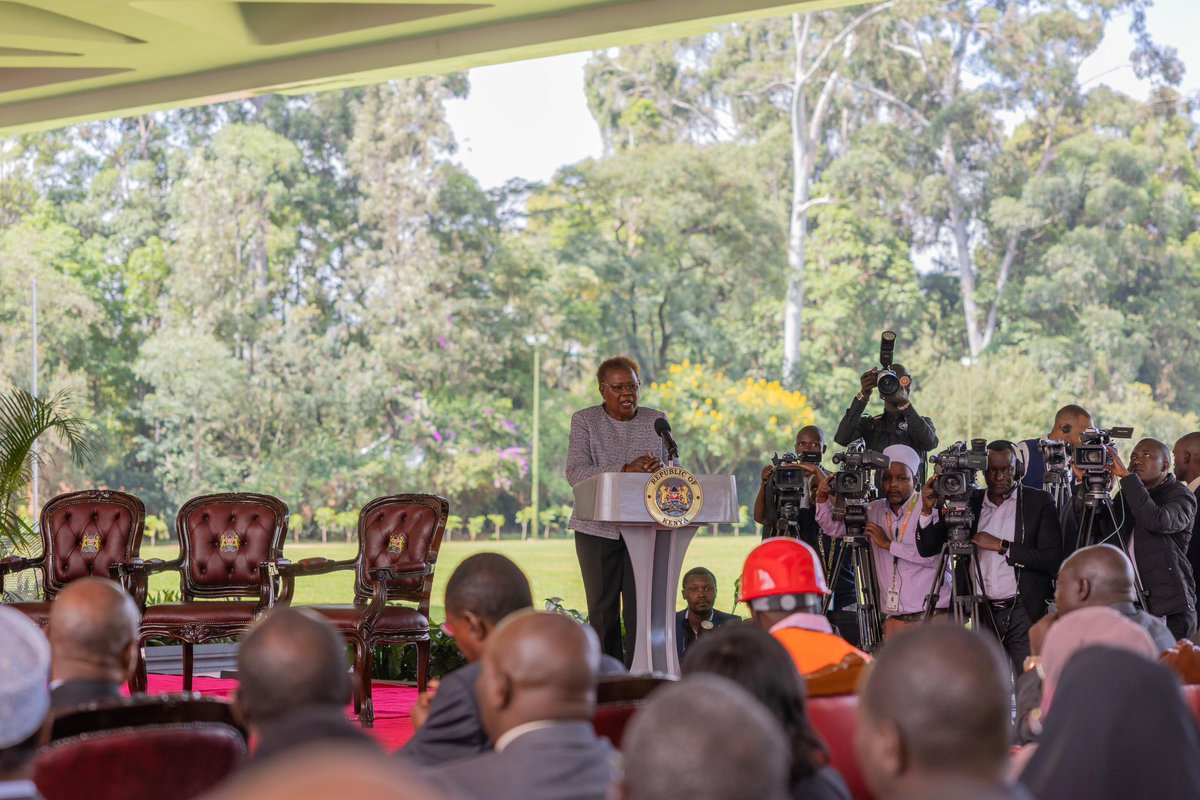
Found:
[643,361,816,476]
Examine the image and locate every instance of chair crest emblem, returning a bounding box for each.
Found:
[80,533,101,554]
[387,532,408,554]
[219,531,240,553]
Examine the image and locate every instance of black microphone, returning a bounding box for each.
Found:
[654,417,679,464]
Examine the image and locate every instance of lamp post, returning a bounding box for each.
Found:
[525,334,549,540]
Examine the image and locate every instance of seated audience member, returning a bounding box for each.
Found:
[675,567,739,661]
[236,607,379,768]
[207,745,446,800]
[856,625,1030,800]
[424,612,616,800]
[1015,545,1173,743]
[399,553,534,766]
[47,577,140,710]
[617,674,790,800]
[740,538,868,674]
[0,606,51,800]
[1019,647,1200,800]
[683,625,849,800]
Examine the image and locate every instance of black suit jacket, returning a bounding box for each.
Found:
[399,661,487,767]
[1185,485,1200,594]
[425,720,616,800]
[1115,474,1197,617]
[247,706,379,770]
[49,679,123,712]
[915,486,1063,621]
[675,608,740,661]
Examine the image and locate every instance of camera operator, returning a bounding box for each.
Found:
[915,441,1063,673]
[753,426,856,634]
[1066,438,1198,640]
[1018,404,1095,490]
[835,364,938,483]
[813,445,950,639]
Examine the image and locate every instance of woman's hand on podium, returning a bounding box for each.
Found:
[623,452,664,473]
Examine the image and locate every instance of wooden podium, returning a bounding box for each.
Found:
[572,472,739,676]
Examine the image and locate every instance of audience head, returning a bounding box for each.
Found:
[236,607,350,730]
[1050,404,1094,447]
[881,445,920,507]
[476,611,599,742]
[856,625,1010,797]
[0,607,51,778]
[983,441,1020,500]
[1129,438,1171,489]
[1020,647,1200,800]
[208,745,446,800]
[443,553,533,662]
[683,624,828,784]
[1054,544,1137,615]
[1039,605,1157,714]
[794,425,827,456]
[740,538,828,629]
[48,577,140,685]
[1174,432,1200,484]
[618,674,789,800]
[680,567,717,618]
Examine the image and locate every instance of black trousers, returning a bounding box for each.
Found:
[981,595,1033,677]
[575,532,637,666]
[1165,607,1197,642]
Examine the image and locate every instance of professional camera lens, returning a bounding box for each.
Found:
[876,368,901,397]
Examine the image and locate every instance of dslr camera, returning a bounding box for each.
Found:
[929,440,988,549]
[875,330,908,399]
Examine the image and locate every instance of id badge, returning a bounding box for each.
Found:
[886,588,900,613]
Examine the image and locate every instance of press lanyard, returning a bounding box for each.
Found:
[884,494,919,542]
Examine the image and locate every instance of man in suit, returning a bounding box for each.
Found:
[47,577,139,711]
[615,675,789,800]
[0,607,50,800]
[1174,432,1200,592]
[916,440,1063,672]
[424,612,618,800]
[674,567,739,662]
[399,553,534,767]
[236,608,379,768]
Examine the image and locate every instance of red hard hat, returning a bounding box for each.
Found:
[739,538,829,602]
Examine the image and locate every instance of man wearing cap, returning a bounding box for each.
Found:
[812,444,951,639]
[0,606,51,799]
[739,538,869,674]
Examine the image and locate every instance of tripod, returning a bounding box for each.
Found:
[1043,471,1071,512]
[1075,476,1150,608]
[823,502,884,652]
[922,509,997,631]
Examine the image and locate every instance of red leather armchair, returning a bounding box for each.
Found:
[277,494,448,724]
[0,489,144,626]
[118,492,289,691]
[34,722,245,800]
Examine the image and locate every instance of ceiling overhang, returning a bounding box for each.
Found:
[0,0,866,135]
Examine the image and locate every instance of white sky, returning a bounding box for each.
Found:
[445,0,1198,189]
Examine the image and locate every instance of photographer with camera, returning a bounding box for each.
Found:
[813,444,950,639]
[753,426,856,633]
[834,333,938,482]
[1018,404,1095,491]
[1065,437,1198,640]
[915,441,1063,672]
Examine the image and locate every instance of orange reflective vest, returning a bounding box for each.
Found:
[771,627,870,675]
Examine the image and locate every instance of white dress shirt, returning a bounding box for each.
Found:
[976,491,1019,600]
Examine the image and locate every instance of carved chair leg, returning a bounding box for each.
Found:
[359,639,375,727]
[417,638,431,694]
[350,639,363,715]
[182,641,194,691]
[130,640,147,694]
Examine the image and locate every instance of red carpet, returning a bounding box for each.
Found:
[143,674,419,751]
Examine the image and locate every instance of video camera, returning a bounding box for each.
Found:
[769,451,821,532]
[1038,439,1070,485]
[1075,426,1134,499]
[830,443,891,497]
[929,439,987,550]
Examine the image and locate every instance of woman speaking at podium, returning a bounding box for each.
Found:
[566,356,670,666]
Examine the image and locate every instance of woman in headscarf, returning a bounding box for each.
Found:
[1020,646,1200,800]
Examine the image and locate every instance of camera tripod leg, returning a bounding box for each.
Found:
[821,541,845,616]
[847,539,883,653]
[921,544,952,623]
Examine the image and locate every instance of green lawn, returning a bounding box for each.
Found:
[140,533,760,622]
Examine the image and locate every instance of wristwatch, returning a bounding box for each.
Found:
[999,540,1011,557]
[1023,655,1041,673]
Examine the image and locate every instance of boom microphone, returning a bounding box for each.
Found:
[654,417,680,465]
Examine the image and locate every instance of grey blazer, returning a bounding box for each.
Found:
[398,661,487,767]
[425,720,617,800]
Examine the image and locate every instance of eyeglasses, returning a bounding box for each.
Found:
[603,382,640,395]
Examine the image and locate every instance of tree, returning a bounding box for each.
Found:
[467,515,486,543]
[313,506,337,544]
[487,513,506,541]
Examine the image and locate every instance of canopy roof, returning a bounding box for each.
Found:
[0,0,860,134]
